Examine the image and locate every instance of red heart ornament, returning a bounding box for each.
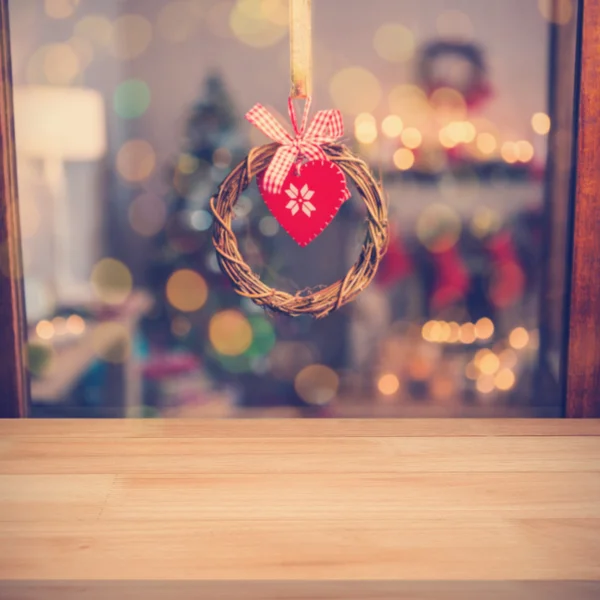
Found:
[257,160,349,247]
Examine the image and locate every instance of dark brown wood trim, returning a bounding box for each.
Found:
[0,0,29,417]
[566,0,600,417]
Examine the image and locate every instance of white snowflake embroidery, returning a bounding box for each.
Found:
[284,183,316,217]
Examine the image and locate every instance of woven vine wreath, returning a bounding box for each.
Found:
[210,142,389,319]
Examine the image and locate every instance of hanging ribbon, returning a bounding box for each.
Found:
[290,0,312,98]
[246,97,349,197]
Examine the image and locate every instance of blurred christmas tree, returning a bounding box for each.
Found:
[142,72,289,406]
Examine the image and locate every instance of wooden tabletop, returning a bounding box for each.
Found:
[0,419,599,598]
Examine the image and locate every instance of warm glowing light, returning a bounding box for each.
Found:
[477,132,497,155]
[421,320,438,342]
[516,140,534,163]
[68,36,94,68]
[108,15,153,60]
[230,0,287,47]
[401,127,422,149]
[531,112,551,135]
[52,317,67,336]
[509,327,530,350]
[378,373,400,395]
[479,353,500,375]
[381,115,404,138]
[459,323,477,344]
[91,258,133,305]
[475,317,494,340]
[495,368,516,391]
[295,364,339,405]
[166,269,208,313]
[43,44,80,85]
[209,310,253,356]
[439,127,457,149]
[448,321,461,343]
[45,0,79,19]
[476,375,495,394]
[330,67,382,115]
[66,314,86,335]
[116,140,156,182]
[373,23,415,63]
[355,119,378,144]
[501,142,519,164]
[36,320,55,340]
[393,148,415,171]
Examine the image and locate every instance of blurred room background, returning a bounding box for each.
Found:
[8,0,577,418]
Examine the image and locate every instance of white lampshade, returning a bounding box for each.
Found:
[13,86,107,160]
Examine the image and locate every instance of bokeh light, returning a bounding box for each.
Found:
[74,14,113,47]
[392,148,414,171]
[381,115,403,138]
[354,113,378,144]
[532,112,551,135]
[389,85,430,126]
[495,368,516,391]
[45,0,79,20]
[66,314,86,335]
[245,316,277,358]
[157,1,201,43]
[373,23,415,63]
[294,364,339,405]
[91,258,133,305]
[230,0,287,47]
[108,14,153,60]
[430,87,467,121]
[171,315,192,337]
[259,216,279,237]
[401,127,422,149]
[36,320,55,341]
[479,352,500,375]
[378,373,400,395]
[43,43,80,85]
[116,140,156,182]
[516,140,534,162]
[476,375,495,394]
[166,269,208,312]
[67,36,94,69]
[128,194,167,237]
[475,317,494,340]
[209,310,253,356]
[330,67,382,115]
[476,132,497,155]
[459,323,477,344]
[114,79,151,119]
[470,207,501,238]
[501,142,518,164]
[509,327,530,350]
[92,321,131,363]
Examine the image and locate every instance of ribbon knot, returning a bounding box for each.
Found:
[246,97,350,198]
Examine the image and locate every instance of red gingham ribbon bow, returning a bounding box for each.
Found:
[246,97,350,197]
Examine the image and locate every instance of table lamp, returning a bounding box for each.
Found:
[13,85,107,307]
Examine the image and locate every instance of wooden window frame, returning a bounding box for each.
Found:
[0,0,598,418]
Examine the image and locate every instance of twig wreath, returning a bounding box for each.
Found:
[209,0,388,318]
[210,142,388,318]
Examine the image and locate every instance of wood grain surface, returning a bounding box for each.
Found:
[0,419,598,594]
